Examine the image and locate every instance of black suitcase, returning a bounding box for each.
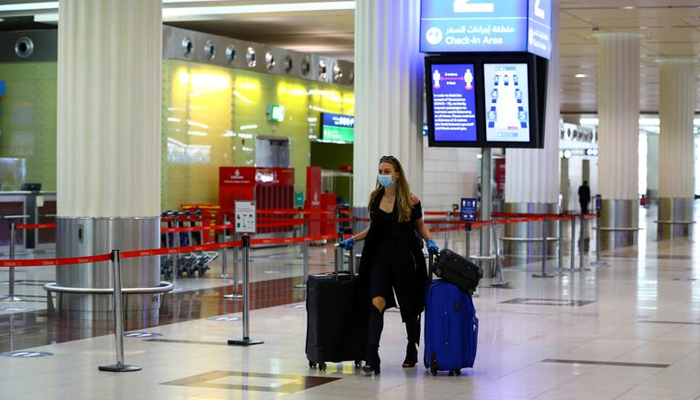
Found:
[305,241,365,371]
[433,249,483,294]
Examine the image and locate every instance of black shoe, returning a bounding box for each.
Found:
[362,346,381,375]
[402,343,418,368]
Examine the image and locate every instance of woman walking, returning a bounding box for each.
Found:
[341,155,439,375]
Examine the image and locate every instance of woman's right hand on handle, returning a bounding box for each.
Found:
[340,237,355,250]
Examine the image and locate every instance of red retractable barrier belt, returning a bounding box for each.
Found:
[160,224,231,233]
[256,221,306,229]
[250,233,335,246]
[0,254,111,268]
[122,241,243,259]
[16,223,57,230]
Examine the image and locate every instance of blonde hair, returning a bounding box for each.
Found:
[368,155,413,222]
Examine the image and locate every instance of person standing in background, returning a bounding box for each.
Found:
[578,180,591,215]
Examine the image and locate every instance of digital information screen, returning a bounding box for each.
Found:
[483,63,530,143]
[430,64,478,143]
[320,113,355,143]
[420,0,552,59]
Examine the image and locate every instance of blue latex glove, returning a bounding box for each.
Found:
[426,240,439,255]
[340,237,355,250]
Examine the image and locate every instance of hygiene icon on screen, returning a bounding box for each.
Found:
[463,68,474,90]
[433,69,442,89]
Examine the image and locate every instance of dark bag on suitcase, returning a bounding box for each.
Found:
[424,253,479,376]
[434,249,483,294]
[305,242,365,371]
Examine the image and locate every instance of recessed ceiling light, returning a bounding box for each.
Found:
[622,6,635,9]
[575,74,587,78]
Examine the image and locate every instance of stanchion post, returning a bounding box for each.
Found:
[224,230,243,300]
[533,217,555,278]
[173,223,181,284]
[464,222,471,259]
[578,214,591,272]
[490,222,511,287]
[444,212,451,250]
[570,215,576,272]
[294,221,309,289]
[557,216,564,272]
[98,250,141,372]
[221,215,229,278]
[591,212,607,266]
[228,235,264,346]
[1,223,22,302]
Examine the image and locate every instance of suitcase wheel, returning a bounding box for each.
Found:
[430,367,438,377]
[319,362,327,371]
[455,369,462,376]
[354,360,362,368]
[309,361,316,369]
[448,371,455,377]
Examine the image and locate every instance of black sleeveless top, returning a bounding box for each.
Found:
[358,190,428,319]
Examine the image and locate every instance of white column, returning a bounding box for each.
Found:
[58,0,162,217]
[56,0,163,318]
[597,33,640,200]
[353,0,424,205]
[596,33,640,245]
[657,59,696,235]
[505,0,560,206]
[659,60,696,199]
[646,133,659,199]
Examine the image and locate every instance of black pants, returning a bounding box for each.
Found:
[580,202,589,215]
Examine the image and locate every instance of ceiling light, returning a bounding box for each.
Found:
[34,13,58,22]
[0,2,58,12]
[6,1,356,22]
[622,6,634,9]
[163,2,355,18]
[575,74,587,78]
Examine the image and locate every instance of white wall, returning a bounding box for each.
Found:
[421,137,479,211]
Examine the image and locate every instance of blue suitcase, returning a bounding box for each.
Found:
[424,254,479,376]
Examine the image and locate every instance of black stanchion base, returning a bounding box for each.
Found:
[228,338,264,346]
[98,364,142,372]
[532,274,556,278]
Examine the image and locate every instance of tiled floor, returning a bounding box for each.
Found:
[1,204,699,399]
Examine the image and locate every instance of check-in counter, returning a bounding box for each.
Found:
[0,191,57,248]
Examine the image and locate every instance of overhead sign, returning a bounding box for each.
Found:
[320,113,354,143]
[420,0,552,59]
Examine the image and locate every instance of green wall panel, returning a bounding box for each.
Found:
[0,62,58,191]
[0,59,354,208]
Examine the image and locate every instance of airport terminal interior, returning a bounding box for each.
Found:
[1,0,700,399]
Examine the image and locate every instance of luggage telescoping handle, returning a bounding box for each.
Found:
[333,233,355,282]
[428,252,435,281]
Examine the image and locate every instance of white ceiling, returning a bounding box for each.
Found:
[559,0,700,114]
[3,0,700,115]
